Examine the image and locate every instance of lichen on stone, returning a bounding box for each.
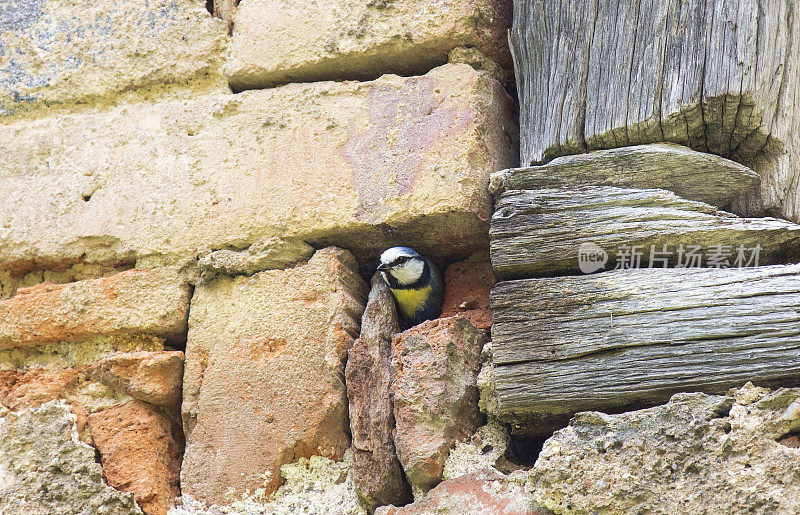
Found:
[476,341,497,418]
[0,334,165,371]
[442,419,511,481]
[170,449,366,515]
[0,400,142,514]
[529,382,800,514]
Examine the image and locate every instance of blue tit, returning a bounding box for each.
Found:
[377,246,444,327]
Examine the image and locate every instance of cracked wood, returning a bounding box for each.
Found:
[489,144,760,207]
[511,0,800,221]
[490,265,800,434]
[490,187,800,279]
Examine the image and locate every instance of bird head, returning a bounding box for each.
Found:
[377,247,426,286]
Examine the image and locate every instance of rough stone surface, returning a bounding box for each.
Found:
[511,0,800,222]
[530,383,800,514]
[0,340,172,412]
[89,401,183,515]
[476,342,498,419]
[0,64,517,269]
[0,268,191,350]
[442,420,511,481]
[170,451,366,515]
[441,258,495,331]
[0,261,132,302]
[263,451,366,515]
[181,248,368,504]
[197,238,314,282]
[489,144,760,208]
[211,0,238,27]
[391,316,486,493]
[0,352,185,514]
[376,469,544,515]
[0,401,142,514]
[449,46,510,86]
[88,351,184,410]
[0,0,228,115]
[226,0,512,89]
[0,367,82,411]
[346,277,412,511]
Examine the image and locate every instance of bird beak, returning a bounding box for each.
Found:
[376,263,389,272]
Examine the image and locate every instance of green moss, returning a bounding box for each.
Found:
[0,334,165,371]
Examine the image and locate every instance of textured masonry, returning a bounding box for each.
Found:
[226,0,512,89]
[0,0,228,115]
[0,64,517,272]
[181,248,368,504]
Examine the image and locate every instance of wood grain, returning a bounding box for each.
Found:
[490,265,800,434]
[491,187,800,279]
[489,143,759,207]
[510,0,800,221]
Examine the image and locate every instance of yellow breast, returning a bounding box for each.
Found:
[391,285,433,320]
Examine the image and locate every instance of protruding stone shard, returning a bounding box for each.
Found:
[441,259,496,331]
[88,401,183,515]
[0,268,191,350]
[346,278,412,511]
[0,401,142,514]
[0,368,83,411]
[491,265,800,435]
[442,420,511,481]
[197,238,314,282]
[489,144,760,207]
[0,64,517,268]
[376,469,545,515]
[531,384,800,514]
[181,248,368,505]
[491,187,800,279]
[391,316,486,494]
[225,0,512,90]
[88,351,184,410]
[0,0,228,115]
[511,0,800,222]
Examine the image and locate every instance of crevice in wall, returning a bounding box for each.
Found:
[169,284,193,354]
[777,430,800,448]
[504,432,548,469]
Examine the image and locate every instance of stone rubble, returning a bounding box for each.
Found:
[0,401,143,514]
[169,450,365,515]
[346,277,412,511]
[529,383,800,514]
[391,316,486,494]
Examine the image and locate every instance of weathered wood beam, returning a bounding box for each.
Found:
[510,0,800,221]
[490,265,800,435]
[489,143,759,207]
[491,187,800,279]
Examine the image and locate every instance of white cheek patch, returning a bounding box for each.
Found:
[391,260,424,286]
